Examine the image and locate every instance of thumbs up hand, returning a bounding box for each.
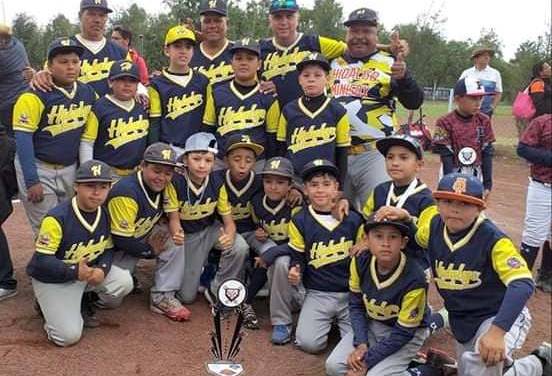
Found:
[390,30,408,80]
[288,264,302,286]
[218,227,234,252]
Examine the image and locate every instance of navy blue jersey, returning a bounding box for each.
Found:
[107,171,164,242]
[73,35,128,97]
[350,252,430,329]
[165,170,232,234]
[251,193,296,245]
[13,83,96,165]
[149,70,210,147]
[277,96,350,174]
[288,206,364,292]
[82,95,148,169]
[260,34,346,106]
[204,80,280,158]
[190,41,234,85]
[416,214,533,343]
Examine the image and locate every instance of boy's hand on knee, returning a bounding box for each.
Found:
[27,183,44,203]
[288,264,301,285]
[478,325,506,366]
[77,258,93,282]
[254,256,267,269]
[87,268,105,286]
[347,343,368,372]
[148,231,170,255]
[255,227,269,242]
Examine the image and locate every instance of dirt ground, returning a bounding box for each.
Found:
[0,116,550,376]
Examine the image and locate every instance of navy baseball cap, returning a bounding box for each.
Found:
[344,8,378,27]
[297,53,331,73]
[47,37,85,60]
[80,0,112,13]
[199,0,228,16]
[301,159,339,181]
[260,157,294,179]
[229,38,261,57]
[225,134,264,157]
[433,173,486,207]
[364,215,410,236]
[454,77,495,97]
[75,160,112,183]
[109,60,140,81]
[143,142,178,167]
[270,0,299,14]
[376,134,424,160]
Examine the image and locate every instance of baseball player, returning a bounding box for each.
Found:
[287,159,364,352]
[415,173,550,375]
[517,113,552,291]
[80,60,148,180]
[190,0,235,85]
[26,160,133,347]
[13,37,96,234]
[326,217,430,376]
[276,53,350,183]
[148,26,209,154]
[433,77,495,200]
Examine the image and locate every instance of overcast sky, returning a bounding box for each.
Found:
[1,0,550,60]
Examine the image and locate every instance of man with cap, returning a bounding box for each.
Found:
[13,37,97,235]
[204,38,281,169]
[148,25,210,155]
[330,7,424,211]
[32,0,128,97]
[104,142,177,308]
[460,47,503,118]
[26,159,133,347]
[190,0,235,85]
[80,60,149,181]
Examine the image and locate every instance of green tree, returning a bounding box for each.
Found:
[11,13,44,68]
[43,14,79,45]
[300,0,345,40]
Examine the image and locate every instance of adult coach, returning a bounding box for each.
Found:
[460,47,503,118]
[111,25,149,85]
[32,0,127,97]
[330,8,423,209]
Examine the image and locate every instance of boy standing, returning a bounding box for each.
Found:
[13,38,96,234]
[433,77,495,200]
[80,60,148,180]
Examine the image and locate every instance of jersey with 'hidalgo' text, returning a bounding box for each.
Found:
[251,193,298,245]
[190,40,235,85]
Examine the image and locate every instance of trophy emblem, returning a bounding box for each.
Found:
[206,279,247,376]
[458,147,477,166]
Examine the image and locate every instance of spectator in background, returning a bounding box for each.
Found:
[528,61,551,118]
[460,47,503,118]
[111,25,150,85]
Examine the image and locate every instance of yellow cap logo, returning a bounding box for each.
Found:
[313,159,324,166]
[240,135,251,143]
[209,0,217,8]
[452,177,467,194]
[95,0,102,4]
[120,61,133,71]
[61,39,71,46]
[161,149,173,160]
[270,159,281,170]
[91,164,102,177]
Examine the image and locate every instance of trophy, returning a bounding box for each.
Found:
[457,146,481,179]
[206,279,247,376]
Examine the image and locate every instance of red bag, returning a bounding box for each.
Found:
[512,82,536,120]
[398,108,433,150]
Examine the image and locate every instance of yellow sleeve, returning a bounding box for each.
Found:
[203,84,217,126]
[355,225,365,244]
[362,191,375,218]
[415,211,438,249]
[107,197,139,237]
[35,216,63,254]
[417,204,438,229]
[349,256,361,293]
[12,92,45,133]
[81,110,100,142]
[335,113,351,147]
[319,36,347,60]
[217,185,232,216]
[276,113,287,142]
[266,99,281,134]
[288,220,305,252]
[491,238,533,285]
[105,236,114,250]
[163,182,180,213]
[148,86,162,118]
[397,288,426,328]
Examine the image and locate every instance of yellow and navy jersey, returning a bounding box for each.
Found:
[416,213,534,343]
[107,171,164,242]
[277,96,351,174]
[148,70,210,147]
[216,170,262,234]
[288,206,364,292]
[203,80,280,157]
[73,35,128,97]
[251,193,298,245]
[164,170,232,234]
[82,95,148,169]
[330,51,398,143]
[12,83,96,166]
[33,197,113,264]
[350,252,430,329]
[190,40,235,85]
[260,34,346,106]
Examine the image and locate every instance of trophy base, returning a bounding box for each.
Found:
[205,361,244,376]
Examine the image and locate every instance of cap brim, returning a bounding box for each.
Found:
[229,46,260,56]
[297,60,331,73]
[301,165,339,180]
[376,138,422,159]
[48,46,85,59]
[183,147,219,155]
[259,170,293,178]
[471,49,494,59]
[166,37,196,46]
[143,159,178,167]
[75,177,113,183]
[432,191,486,208]
[269,8,298,14]
[109,73,140,81]
[226,142,264,157]
[364,220,410,236]
[344,19,377,27]
[81,6,113,13]
[200,9,227,16]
